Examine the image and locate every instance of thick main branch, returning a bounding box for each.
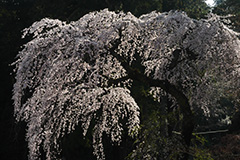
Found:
[107,29,194,158]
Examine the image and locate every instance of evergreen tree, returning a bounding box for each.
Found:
[213,0,240,32]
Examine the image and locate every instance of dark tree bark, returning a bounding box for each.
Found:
[108,29,194,159]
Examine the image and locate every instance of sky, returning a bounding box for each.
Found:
[205,0,215,6]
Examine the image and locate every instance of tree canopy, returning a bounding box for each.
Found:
[13,9,240,160]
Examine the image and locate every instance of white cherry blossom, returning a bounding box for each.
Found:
[13,9,240,160]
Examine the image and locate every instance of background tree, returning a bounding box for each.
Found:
[13,9,240,160]
[213,0,240,32]
[162,0,210,19]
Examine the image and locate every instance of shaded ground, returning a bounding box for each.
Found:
[211,134,240,160]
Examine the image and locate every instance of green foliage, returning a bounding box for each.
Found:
[162,0,210,19]
[213,0,240,32]
[190,135,214,160]
[127,107,185,159]
[102,0,163,17]
[215,0,240,14]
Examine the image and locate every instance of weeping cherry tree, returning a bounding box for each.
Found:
[13,9,240,160]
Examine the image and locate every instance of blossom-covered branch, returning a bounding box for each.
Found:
[13,9,240,160]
